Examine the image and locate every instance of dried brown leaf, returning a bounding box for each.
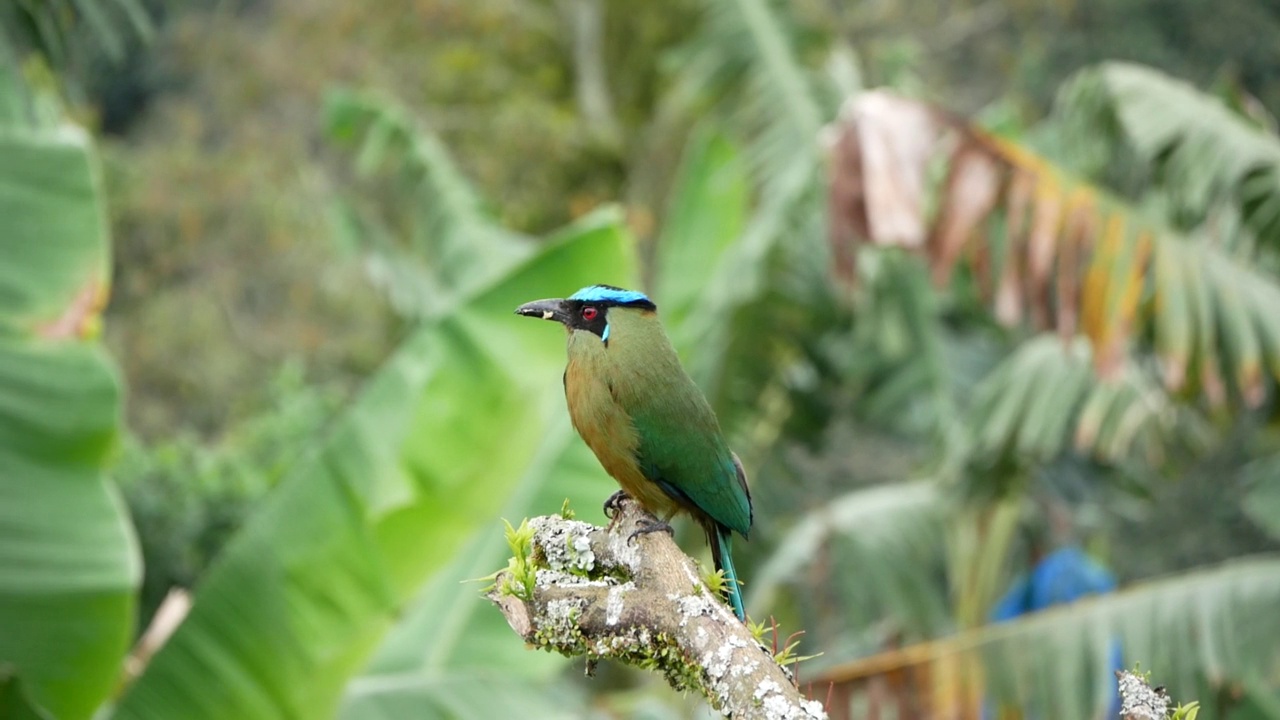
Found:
[1056,193,1096,343]
[824,119,867,285]
[847,92,943,249]
[1025,179,1063,329]
[994,168,1035,326]
[929,141,1003,286]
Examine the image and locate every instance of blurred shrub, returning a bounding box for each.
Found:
[93,0,702,441]
[117,361,343,626]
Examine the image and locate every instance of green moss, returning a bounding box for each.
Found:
[488,518,536,600]
[490,516,722,711]
[533,625,713,705]
[701,565,727,597]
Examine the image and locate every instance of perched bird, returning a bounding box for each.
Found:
[516,284,753,620]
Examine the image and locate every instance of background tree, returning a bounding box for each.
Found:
[2,0,1280,718]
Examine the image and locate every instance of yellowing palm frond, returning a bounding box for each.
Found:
[825,83,1280,411]
[1058,62,1280,250]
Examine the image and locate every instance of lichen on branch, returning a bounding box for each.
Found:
[1116,668,1200,720]
[486,497,827,720]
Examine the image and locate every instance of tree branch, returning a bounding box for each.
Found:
[487,497,828,720]
[1116,670,1173,720]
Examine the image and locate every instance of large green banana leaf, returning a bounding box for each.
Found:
[336,420,608,719]
[0,115,139,718]
[112,209,636,718]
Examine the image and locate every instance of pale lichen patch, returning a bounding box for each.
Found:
[540,597,587,640]
[693,625,711,651]
[536,568,611,589]
[681,560,701,587]
[605,581,636,625]
[603,526,642,574]
[751,677,827,719]
[800,699,827,717]
[730,658,760,678]
[530,516,598,573]
[700,635,738,681]
[755,678,782,700]
[669,592,716,627]
[1117,670,1172,720]
[571,533,596,567]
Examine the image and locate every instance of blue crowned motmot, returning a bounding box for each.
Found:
[516,285,753,620]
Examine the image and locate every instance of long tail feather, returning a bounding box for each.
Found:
[710,525,746,621]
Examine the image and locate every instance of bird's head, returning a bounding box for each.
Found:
[515,284,656,344]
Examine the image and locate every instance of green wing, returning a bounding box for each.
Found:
[629,399,752,536]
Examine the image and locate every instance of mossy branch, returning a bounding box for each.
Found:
[1117,669,1200,720]
[486,496,827,720]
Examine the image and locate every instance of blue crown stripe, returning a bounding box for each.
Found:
[569,285,651,305]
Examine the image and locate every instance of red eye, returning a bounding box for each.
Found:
[581,306,599,321]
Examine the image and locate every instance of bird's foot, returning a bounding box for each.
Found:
[628,517,674,544]
[602,490,630,519]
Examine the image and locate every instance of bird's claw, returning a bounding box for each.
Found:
[603,490,630,519]
[628,517,674,544]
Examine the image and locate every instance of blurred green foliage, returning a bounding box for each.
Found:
[64,0,1280,446]
[84,0,714,441]
[118,360,342,624]
[0,63,137,719]
[4,0,1280,717]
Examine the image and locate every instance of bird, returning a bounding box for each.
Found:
[515,284,753,620]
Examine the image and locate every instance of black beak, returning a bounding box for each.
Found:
[515,298,569,324]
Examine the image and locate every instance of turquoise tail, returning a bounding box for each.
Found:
[712,526,746,621]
